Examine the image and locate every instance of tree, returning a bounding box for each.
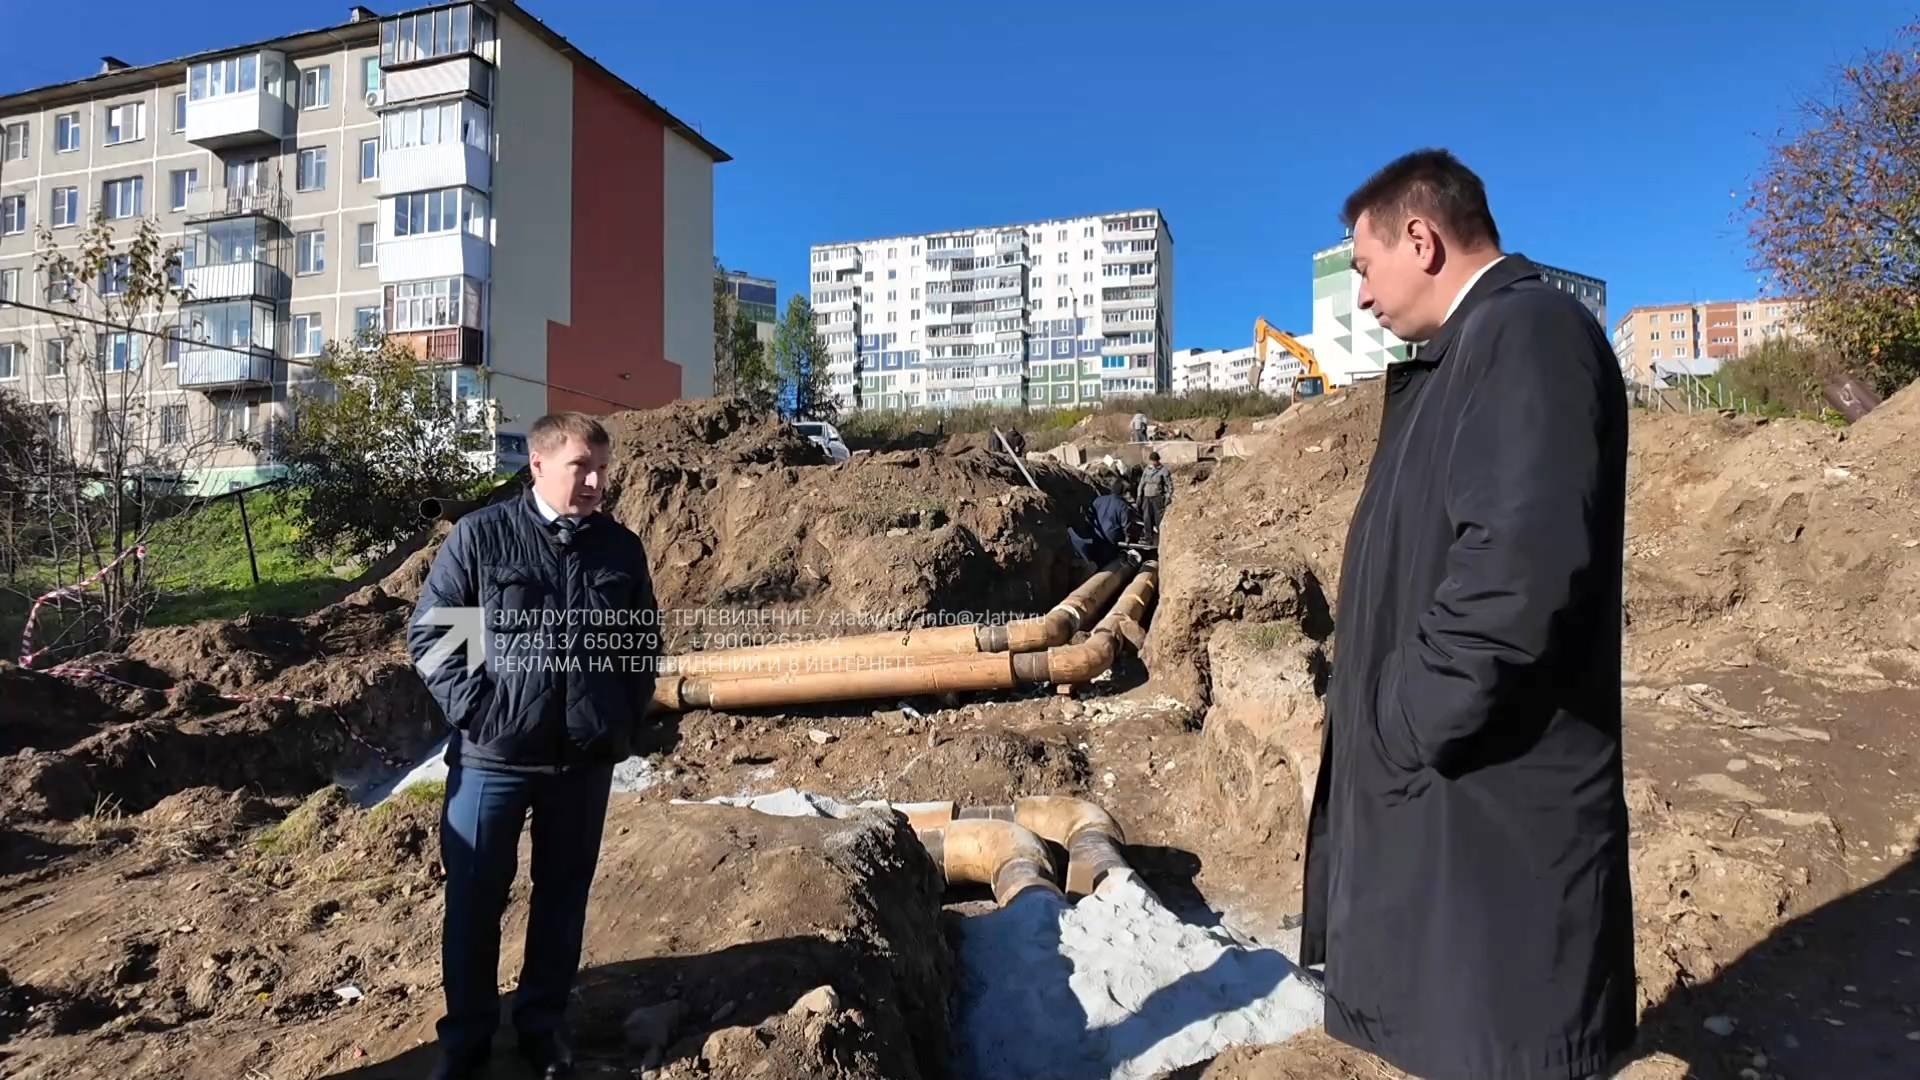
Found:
[4,214,224,655]
[258,328,491,560]
[1748,20,1920,396]
[772,295,836,420]
[713,258,738,398]
[728,306,778,411]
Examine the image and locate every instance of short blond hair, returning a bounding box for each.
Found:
[529,412,611,454]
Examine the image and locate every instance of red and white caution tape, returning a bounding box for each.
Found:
[18,544,147,668]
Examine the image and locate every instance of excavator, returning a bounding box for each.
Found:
[1250,316,1329,399]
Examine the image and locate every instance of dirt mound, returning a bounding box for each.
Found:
[0,798,951,1080]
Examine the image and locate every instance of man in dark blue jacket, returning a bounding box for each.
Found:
[1092,476,1135,551]
[409,412,661,1080]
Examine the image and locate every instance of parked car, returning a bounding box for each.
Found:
[792,420,851,463]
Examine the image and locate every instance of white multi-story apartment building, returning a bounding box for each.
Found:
[0,1,724,488]
[1309,238,1605,387]
[807,209,1174,412]
[1171,339,1317,397]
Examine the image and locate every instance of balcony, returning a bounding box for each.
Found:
[824,250,860,274]
[177,346,275,390]
[185,185,290,225]
[389,326,485,366]
[381,57,493,107]
[181,260,290,304]
[184,51,288,149]
[382,141,492,196]
[379,231,490,284]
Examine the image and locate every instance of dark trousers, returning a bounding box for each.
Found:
[438,762,615,1057]
[1141,495,1168,539]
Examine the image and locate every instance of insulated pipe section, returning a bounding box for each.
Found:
[650,565,1158,712]
[916,818,1062,906]
[660,557,1138,679]
[419,496,483,523]
[961,796,1131,897]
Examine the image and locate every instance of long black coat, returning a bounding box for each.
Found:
[1300,255,1636,1080]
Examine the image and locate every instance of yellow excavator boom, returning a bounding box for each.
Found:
[1251,317,1328,398]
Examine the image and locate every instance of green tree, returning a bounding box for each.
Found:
[772,295,836,420]
[1747,20,1920,395]
[259,329,490,560]
[713,258,738,397]
[729,306,778,412]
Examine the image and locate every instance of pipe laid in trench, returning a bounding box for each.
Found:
[916,796,1131,898]
[650,563,1157,713]
[657,556,1140,680]
[915,817,1061,906]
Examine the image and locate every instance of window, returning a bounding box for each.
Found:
[100,255,131,296]
[44,338,66,377]
[0,269,15,302]
[102,176,143,219]
[214,399,253,443]
[0,342,18,380]
[173,93,187,133]
[1669,312,1685,323]
[354,306,381,334]
[104,102,145,145]
[96,331,135,372]
[382,4,489,65]
[296,230,325,275]
[55,113,79,153]
[189,55,260,101]
[300,66,332,110]
[224,157,269,195]
[391,187,486,238]
[1,122,26,162]
[292,314,323,357]
[357,221,376,266]
[153,403,187,447]
[296,147,327,192]
[0,196,24,235]
[169,168,199,212]
[360,138,379,181]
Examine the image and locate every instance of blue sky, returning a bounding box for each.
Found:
[6,1,1911,348]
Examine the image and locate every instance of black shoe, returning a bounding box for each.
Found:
[518,1029,575,1078]
[428,1047,490,1080]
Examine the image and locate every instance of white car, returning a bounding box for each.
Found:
[793,420,851,463]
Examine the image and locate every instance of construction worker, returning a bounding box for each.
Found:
[1130,412,1149,444]
[1136,451,1172,543]
[409,412,663,1080]
[1300,148,1634,1080]
[1092,475,1135,552]
[1004,428,1027,458]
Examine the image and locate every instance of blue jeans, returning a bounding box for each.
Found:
[437,762,615,1057]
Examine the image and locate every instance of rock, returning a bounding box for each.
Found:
[808,729,836,746]
[1703,1015,1737,1036]
[789,984,841,1017]
[333,984,364,1003]
[623,999,688,1053]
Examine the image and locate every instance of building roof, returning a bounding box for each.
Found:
[0,2,730,164]
[811,208,1170,250]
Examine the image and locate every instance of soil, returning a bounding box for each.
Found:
[3,388,1919,1079]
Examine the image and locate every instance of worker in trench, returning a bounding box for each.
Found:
[1136,451,1173,544]
[1299,149,1635,1080]
[408,412,663,1080]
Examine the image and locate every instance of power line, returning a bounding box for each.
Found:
[0,295,664,412]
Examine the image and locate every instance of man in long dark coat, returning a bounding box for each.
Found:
[1300,148,1636,1080]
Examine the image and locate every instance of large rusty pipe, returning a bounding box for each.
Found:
[660,557,1138,679]
[651,565,1157,713]
[961,796,1131,897]
[419,496,483,523]
[915,817,1061,906]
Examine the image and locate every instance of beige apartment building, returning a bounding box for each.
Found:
[0,2,725,491]
[1611,297,1805,386]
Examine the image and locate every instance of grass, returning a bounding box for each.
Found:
[1241,623,1297,652]
[365,778,446,826]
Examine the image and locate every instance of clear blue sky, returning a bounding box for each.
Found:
[6,1,1911,347]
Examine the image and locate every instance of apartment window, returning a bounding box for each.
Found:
[296,147,327,192]
[1669,312,1684,323]
[44,338,66,377]
[392,187,485,238]
[96,331,135,372]
[385,277,477,331]
[191,55,260,101]
[214,399,253,443]
[886,247,896,258]
[172,93,187,133]
[169,168,200,212]
[362,56,381,97]
[54,113,79,153]
[100,255,131,296]
[0,342,19,380]
[300,66,332,110]
[103,102,145,145]
[295,230,325,275]
[0,269,15,303]
[1741,310,1753,321]
[354,306,381,334]
[1647,331,1661,341]
[292,314,322,357]
[360,138,379,181]
[1057,253,1067,264]
[357,221,377,266]
[101,176,143,219]
[157,403,188,447]
[1056,230,1066,241]
[0,196,25,235]
[1,122,27,162]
